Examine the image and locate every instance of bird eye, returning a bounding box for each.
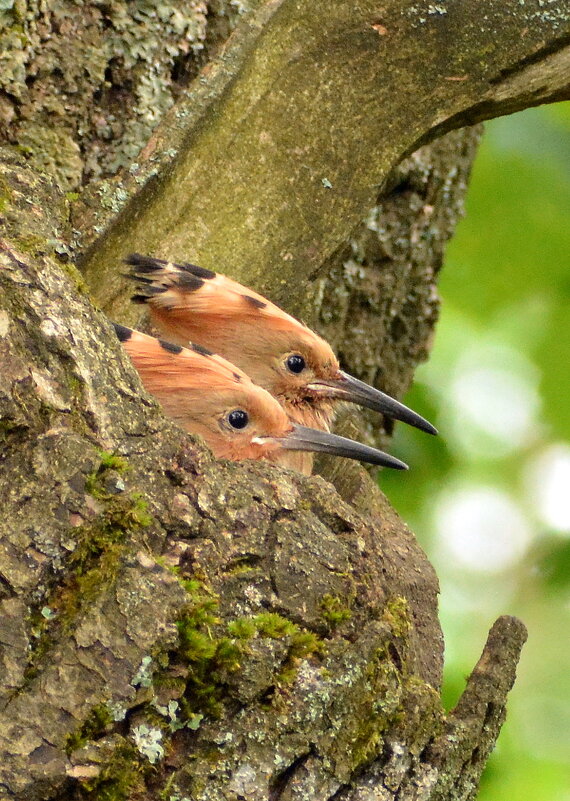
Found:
[286,354,306,374]
[227,409,249,430]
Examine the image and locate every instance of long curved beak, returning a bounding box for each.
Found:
[269,424,408,470]
[308,370,437,435]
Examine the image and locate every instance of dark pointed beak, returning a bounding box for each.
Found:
[275,424,408,470]
[308,370,437,435]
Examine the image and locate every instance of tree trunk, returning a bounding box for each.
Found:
[1,1,567,799]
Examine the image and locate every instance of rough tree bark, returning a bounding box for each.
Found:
[1,1,568,800]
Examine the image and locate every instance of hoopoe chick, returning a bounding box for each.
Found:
[126,254,437,446]
[114,323,408,473]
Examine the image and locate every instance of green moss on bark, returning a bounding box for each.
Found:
[65,704,114,754]
[24,456,152,682]
[73,740,149,801]
[382,596,412,639]
[320,593,353,629]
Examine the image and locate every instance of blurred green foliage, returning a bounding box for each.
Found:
[382,103,570,800]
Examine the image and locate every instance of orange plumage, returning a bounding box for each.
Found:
[114,323,408,473]
[126,254,436,471]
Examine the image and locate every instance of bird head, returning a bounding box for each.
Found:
[114,323,408,473]
[125,254,436,435]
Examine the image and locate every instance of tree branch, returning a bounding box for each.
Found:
[77,0,569,319]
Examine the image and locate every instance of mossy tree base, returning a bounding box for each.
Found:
[1,158,526,801]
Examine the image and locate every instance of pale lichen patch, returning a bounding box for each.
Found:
[0,309,10,337]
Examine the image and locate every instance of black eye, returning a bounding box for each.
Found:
[286,354,306,374]
[227,409,249,430]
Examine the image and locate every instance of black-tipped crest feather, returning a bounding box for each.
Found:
[179,263,216,280]
[113,322,132,342]
[125,253,216,281]
[159,339,183,354]
[125,253,168,272]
